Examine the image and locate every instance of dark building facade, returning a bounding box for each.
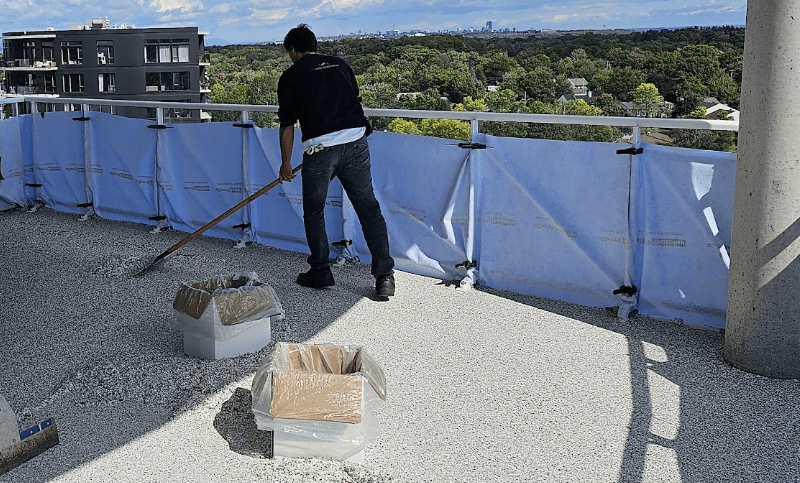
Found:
[1,20,209,121]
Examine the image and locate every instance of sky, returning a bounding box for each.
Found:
[0,0,747,46]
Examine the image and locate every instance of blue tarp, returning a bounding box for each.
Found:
[0,116,28,210]
[0,113,736,327]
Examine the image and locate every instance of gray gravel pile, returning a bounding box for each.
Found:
[2,207,800,482]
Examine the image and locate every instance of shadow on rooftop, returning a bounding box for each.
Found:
[0,208,377,481]
[477,285,800,483]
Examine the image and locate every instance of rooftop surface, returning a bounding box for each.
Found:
[1,208,799,483]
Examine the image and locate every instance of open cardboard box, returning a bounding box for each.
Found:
[172,273,284,359]
[251,343,387,460]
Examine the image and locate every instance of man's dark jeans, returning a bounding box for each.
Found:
[301,135,394,277]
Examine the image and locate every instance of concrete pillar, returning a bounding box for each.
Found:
[724,1,800,377]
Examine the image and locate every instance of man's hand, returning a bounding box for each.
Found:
[280,163,296,183]
[279,125,296,183]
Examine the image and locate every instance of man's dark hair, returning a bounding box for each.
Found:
[284,24,317,53]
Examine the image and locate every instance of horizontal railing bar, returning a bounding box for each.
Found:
[2,95,740,132]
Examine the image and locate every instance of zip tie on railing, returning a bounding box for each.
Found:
[72,116,90,121]
[455,260,477,269]
[232,122,254,128]
[612,284,637,296]
[148,215,167,221]
[616,147,643,155]
[147,124,171,129]
[76,202,93,208]
[25,183,42,188]
[455,142,488,150]
[233,222,251,229]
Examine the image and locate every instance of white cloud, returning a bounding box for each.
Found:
[208,1,233,14]
[245,8,291,24]
[148,0,204,13]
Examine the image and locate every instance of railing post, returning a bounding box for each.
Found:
[470,118,479,141]
[241,110,250,124]
[632,126,641,145]
[156,107,164,125]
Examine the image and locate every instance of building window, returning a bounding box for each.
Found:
[91,104,116,115]
[63,74,85,93]
[145,71,189,91]
[147,101,192,120]
[44,73,56,93]
[98,73,115,92]
[42,41,54,63]
[97,41,114,65]
[144,39,190,63]
[24,41,36,62]
[61,41,83,65]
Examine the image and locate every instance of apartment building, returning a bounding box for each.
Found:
[0,19,210,121]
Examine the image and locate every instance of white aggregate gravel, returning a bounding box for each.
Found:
[2,207,800,482]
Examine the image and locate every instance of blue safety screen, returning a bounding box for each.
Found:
[0,113,737,328]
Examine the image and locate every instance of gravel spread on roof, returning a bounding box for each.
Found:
[1,207,799,483]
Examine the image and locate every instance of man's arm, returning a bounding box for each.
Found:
[279,125,296,182]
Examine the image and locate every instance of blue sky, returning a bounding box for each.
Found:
[0,0,746,45]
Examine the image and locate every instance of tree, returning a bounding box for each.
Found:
[388,118,422,135]
[676,76,708,101]
[591,66,646,101]
[454,96,486,113]
[485,89,522,113]
[591,93,626,117]
[503,67,570,103]
[706,72,740,107]
[479,52,518,86]
[525,100,624,142]
[633,83,664,118]
[419,118,471,141]
[676,45,722,86]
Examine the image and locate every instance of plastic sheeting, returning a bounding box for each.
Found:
[632,143,735,327]
[0,112,736,328]
[0,116,29,210]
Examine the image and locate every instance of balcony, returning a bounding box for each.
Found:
[3,85,55,95]
[0,58,58,70]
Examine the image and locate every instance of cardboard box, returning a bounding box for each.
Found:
[181,315,280,360]
[172,273,284,359]
[251,343,387,461]
[264,343,387,424]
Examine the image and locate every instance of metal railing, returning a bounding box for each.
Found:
[0,96,740,140]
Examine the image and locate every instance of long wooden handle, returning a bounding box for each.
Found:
[137,164,302,275]
[165,164,302,255]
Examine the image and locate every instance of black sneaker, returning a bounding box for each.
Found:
[297,266,335,289]
[375,274,395,297]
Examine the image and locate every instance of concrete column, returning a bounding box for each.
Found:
[724,1,800,377]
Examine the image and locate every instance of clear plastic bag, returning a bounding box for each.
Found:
[251,343,387,460]
[172,272,284,341]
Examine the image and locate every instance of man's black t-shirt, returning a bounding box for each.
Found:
[277,53,368,142]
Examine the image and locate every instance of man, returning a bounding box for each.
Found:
[277,24,395,298]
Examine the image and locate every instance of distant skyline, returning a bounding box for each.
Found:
[0,0,747,45]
